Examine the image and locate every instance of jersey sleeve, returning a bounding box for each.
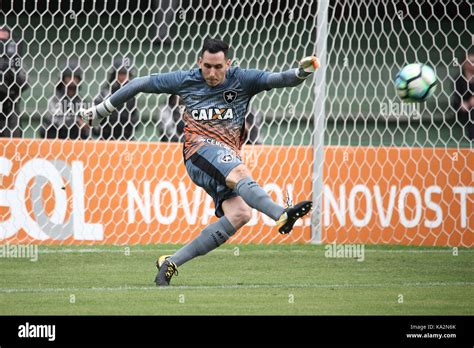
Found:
[237,68,272,95]
[108,72,186,108]
[150,71,187,95]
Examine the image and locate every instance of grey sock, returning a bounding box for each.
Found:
[169,216,236,267]
[235,177,285,221]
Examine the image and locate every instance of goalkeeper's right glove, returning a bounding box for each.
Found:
[77,100,115,127]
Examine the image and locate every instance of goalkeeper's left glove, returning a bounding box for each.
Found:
[297,55,320,78]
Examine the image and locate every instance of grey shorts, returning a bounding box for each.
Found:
[185,144,243,217]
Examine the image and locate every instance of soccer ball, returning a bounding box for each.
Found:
[395,63,437,102]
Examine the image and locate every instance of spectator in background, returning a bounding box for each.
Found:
[452,53,473,140]
[41,65,89,139]
[93,58,139,141]
[0,25,28,137]
[159,94,185,142]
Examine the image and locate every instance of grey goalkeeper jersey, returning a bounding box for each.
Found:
[107,66,309,159]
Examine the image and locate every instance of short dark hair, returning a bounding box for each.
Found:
[201,38,230,58]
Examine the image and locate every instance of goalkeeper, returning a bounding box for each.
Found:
[79,38,319,286]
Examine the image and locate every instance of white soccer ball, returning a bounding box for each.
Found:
[395,63,437,102]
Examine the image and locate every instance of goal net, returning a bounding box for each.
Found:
[0,0,472,246]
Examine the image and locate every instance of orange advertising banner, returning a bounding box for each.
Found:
[0,138,472,246]
[323,146,473,246]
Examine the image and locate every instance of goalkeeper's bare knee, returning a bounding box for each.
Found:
[222,196,252,230]
[225,208,252,230]
[226,164,252,189]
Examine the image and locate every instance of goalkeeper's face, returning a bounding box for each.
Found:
[199,51,231,87]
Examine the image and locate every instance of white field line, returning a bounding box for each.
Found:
[34,248,474,255]
[0,281,473,294]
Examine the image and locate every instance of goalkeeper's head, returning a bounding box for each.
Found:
[199,37,231,87]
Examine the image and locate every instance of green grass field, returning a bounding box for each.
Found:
[0,244,472,315]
